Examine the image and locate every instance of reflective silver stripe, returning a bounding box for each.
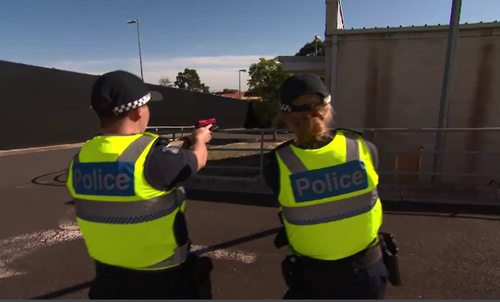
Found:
[277,133,377,226]
[72,135,157,163]
[342,133,360,161]
[145,241,190,269]
[277,133,360,173]
[281,190,378,225]
[362,139,378,170]
[75,187,186,224]
[277,145,308,174]
[118,135,156,162]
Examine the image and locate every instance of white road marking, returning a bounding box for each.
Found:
[15,184,33,189]
[192,245,257,264]
[0,143,84,157]
[0,221,82,279]
[0,220,257,279]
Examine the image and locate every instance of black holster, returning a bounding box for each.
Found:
[379,232,402,286]
[185,253,214,299]
[274,213,289,249]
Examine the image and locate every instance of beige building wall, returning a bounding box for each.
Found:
[330,24,500,184]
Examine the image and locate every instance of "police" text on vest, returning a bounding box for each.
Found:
[72,162,136,196]
[290,160,369,203]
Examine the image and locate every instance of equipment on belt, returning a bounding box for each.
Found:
[379,232,402,286]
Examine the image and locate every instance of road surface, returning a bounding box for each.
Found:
[0,145,499,299]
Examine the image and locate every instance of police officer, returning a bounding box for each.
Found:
[263,74,388,299]
[66,70,214,299]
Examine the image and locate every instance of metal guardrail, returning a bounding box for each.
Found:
[146,126,500,181]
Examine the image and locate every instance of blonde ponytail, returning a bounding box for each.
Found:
[279,94,334,149]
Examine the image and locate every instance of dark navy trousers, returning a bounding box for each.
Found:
[283,258,389,299]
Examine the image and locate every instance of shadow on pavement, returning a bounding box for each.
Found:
[31,227,282,299]
[31,169,67,187]
[32,281,93,300]
[29,191,500,298]
[187,189,500,219]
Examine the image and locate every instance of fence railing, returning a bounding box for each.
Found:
[148,126,500,203]
[148,126,500,178]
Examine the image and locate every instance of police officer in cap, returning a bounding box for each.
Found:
[66,70,214,299]
[263,74,388,299]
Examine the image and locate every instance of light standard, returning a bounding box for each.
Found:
[314,35,322,56]
[431,0,462,181]
[238,69,247,99]
[126,19,144,81]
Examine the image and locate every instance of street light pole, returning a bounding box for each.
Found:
[238,69,247,99]
[431,0,462,182]
[126,19,144,81]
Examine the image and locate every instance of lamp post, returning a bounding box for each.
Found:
[431,0,462,182]
[238,69,247,99]
[314,35,322,56]
[126,19,144,81]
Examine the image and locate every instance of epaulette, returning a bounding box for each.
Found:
[335,127,364,137]
[155,137,171,146]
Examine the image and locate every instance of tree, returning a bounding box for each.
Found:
[247,57,292,103]
[247,57,293,133]
[296,38,325,56]
[174,68,210,93]
[222,88,238,94]
[158,76,173,87]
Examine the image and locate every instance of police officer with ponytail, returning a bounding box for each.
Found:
[66,70,214,299]
[263,74,399,299]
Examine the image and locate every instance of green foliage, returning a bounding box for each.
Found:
[251,99,279,128]
[295,39,325,56]
[247,58,292,103]
[247,58,293,127]
[221,88,238,94]
[174,68,210,93]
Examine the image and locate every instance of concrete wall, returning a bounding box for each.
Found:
[331,24,500,183]
[0,60,250,150]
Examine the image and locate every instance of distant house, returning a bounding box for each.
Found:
[214,91,262,100]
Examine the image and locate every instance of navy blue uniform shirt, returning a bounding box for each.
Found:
[143,137,198,190]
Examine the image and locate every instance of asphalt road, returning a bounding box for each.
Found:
[0,146,499,299]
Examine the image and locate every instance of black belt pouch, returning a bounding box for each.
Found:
[379,232,402,286]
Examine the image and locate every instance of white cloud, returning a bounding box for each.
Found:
[45,55,277,92]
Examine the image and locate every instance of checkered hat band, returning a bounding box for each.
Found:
[280,103,292,112]
[112,93,151,115]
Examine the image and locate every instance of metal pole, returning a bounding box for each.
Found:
[259,130,265,179]
[239,71,242,99]
[431,0,462,182]
[136,20,144,81]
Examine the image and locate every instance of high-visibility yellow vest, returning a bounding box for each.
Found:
[275,130,382,261]
[66,132,189,271]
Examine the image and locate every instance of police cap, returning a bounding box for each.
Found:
[279,74,331,113]
[90,70,162,117]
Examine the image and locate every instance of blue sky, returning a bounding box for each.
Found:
[0,0,498,91]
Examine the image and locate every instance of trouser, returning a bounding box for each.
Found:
[281,246,389,299]
[88,253,213,299]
